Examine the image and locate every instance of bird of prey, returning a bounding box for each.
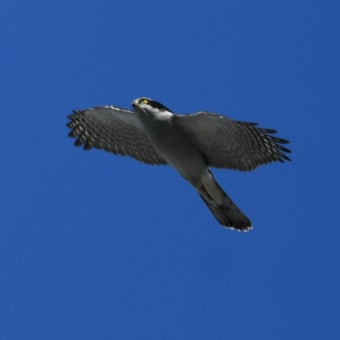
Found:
[67,98,291,231]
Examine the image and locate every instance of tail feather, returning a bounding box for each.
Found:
[197,171,252,231]
[199,193,252,231]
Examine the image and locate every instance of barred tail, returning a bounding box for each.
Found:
[197,171,252,231]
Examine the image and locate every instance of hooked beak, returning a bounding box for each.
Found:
[132,98,139,108]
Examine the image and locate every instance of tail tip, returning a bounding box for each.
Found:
[219,217,253,232]
[224,223,253,232]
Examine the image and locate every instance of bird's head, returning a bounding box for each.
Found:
[132,98,173,118]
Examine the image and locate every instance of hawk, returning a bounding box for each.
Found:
[67,98,291,231]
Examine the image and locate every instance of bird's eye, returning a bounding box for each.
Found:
[141,99,149,104]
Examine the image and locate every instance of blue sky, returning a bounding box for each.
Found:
[1,0,339,339]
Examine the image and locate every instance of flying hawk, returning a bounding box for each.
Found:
[67,98,291,231]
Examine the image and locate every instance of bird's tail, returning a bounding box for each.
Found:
[197,171,252,231]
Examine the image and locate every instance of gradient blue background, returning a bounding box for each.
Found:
[1,0,339,339]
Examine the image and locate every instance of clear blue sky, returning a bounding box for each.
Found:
[1,0,339,339]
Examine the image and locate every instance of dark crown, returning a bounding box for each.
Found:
[138,98,173,112]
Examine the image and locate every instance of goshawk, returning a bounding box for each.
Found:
[67,98,291,231]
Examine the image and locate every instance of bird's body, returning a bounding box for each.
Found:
[134,104,206,182]
[67,98,291,231]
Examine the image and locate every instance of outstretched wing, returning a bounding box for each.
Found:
[67,106,166,165]
[174,112,291,171]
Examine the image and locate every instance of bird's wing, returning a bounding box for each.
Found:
[67,106,167,165]
[174,111,291,171]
